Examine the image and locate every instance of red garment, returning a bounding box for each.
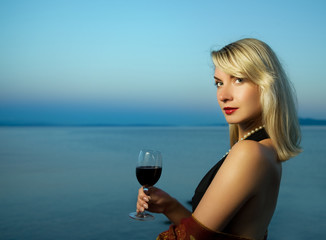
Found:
[157,216,267,240]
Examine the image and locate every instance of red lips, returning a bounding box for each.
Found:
[223,107,238,115]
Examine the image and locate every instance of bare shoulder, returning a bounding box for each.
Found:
[193,139,280,231]
[222,139,280,185]
[228,139,277,166]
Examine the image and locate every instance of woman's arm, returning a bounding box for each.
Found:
[136,186,191,225]
[193,140,272,231]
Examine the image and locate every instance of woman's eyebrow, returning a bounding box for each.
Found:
[214,76,221,81]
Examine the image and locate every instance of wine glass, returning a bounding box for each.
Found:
[129,149,162,221]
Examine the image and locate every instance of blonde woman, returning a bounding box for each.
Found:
[135,38,302,240]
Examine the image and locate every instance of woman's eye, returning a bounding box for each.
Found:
[215,81,223,87]
[235,78,243,83]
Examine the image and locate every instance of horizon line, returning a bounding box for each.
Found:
[0,118,326,127]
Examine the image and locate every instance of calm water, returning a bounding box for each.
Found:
[0,126,325,240]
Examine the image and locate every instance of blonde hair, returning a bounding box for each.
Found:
[211,38,302,161]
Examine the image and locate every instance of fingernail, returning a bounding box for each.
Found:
[143,204,148,209]
[143,197,149,201]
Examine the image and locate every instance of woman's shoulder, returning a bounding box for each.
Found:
[228,139,277,165]
[223,139,280,182]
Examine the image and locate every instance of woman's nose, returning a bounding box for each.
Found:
[218,86,233,103]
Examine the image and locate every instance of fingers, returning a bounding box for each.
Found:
[136,187,151,213]
[138,186,152,200]
[136,197,149,213]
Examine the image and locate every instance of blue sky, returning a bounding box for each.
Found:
[1,0,326,125]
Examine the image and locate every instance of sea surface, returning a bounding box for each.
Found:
[0,126,325,240]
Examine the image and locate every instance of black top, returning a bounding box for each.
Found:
[191,128,269,212]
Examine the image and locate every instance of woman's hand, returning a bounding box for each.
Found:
[136,186,192,225]
[136,186,173,214]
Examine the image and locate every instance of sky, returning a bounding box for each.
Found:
[1,0,326,126]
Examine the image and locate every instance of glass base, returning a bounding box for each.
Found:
[129,211,154,221]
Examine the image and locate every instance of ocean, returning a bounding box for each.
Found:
[0,126,325,240]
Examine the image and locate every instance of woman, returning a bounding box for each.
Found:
[135,38,302,240]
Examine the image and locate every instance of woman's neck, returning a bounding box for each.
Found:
[238,120,263,141]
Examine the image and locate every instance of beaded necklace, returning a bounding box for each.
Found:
[222,125,265,158]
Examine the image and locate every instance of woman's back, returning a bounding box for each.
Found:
[192,129,281,240]
[223,139,282,239]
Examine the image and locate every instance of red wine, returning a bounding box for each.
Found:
[136,166,162,186]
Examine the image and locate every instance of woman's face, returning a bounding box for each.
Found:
[214,68,262,129]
